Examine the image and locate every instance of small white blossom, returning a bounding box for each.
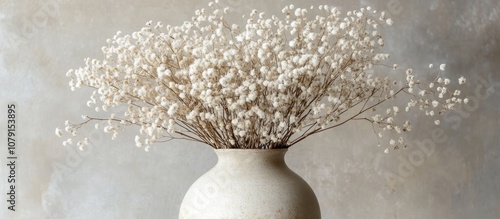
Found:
[432,100,439,107]
[393,106,399,113]
[386,18,393,26]
[458,76,466,84]
[55,128,63,137]
[439,64,446,71]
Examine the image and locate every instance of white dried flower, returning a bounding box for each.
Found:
[432,100,439,107]
[439,64,446,71]
[386,18,393,26]
[55,128,63,137]
[458,76,466,85]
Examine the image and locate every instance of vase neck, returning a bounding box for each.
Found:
[214,149,287,167]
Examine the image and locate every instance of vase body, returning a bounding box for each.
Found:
[179,149,321,219]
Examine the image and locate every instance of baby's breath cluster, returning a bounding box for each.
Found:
[58,2,467,152]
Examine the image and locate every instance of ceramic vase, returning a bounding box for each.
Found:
[179,148,321,219]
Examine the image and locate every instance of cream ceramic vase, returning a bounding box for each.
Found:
[179,148,321,219]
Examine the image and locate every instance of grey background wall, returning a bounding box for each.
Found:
[0,0,499,218]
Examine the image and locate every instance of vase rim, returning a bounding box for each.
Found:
[214,148,288,151]
[213,148,288,159]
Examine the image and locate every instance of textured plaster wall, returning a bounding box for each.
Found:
[0,0,499,218]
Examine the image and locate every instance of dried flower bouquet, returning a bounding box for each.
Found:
[57,2,467,152]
